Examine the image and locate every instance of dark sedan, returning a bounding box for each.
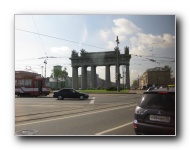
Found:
[53,88,89,100]
[134,88,175,135]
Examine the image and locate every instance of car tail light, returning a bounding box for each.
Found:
[134,119,138,128]
[135,106,147,115]
[158,91,168,94]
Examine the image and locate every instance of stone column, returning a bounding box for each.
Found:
[115,64,120,91]
[105,65,111,89]
[81,66,87,90]
[72,66,78,89]
[91,65,97,89]
[125,64,130,89]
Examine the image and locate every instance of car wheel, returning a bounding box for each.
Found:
[79,95,84,100]
[58,96,63,100]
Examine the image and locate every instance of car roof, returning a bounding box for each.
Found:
[59,88,74,91]
[144,87,175,94]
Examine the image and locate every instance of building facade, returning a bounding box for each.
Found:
[139,67,170,89]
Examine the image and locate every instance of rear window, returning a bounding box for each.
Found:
[140,92,175,111]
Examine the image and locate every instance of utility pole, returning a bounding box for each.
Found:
[116,36,120,92]
[41,66,44,77]
[122,65,125,90]
[44,60,47,78]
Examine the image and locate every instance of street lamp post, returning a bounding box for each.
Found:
[44,60,47,78]
[41,66,44,77]
[116,36,120,92]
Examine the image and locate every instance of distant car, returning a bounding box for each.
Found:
[134,88,175,135]
[53,88,89,100]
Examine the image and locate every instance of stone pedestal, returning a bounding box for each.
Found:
[105,65,111,89]
[72,67,78,89]
[91,66,97,89]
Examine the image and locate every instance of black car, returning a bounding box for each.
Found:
[53,88,89,100]
[134,88,175,135]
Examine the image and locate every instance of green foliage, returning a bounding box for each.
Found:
[106,86,117,91]
[51,67,68,80]
[78,89,129,93]
[132,79,138,87]
[164,65,173,77]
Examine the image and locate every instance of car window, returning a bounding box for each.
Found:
[65,89,70,93]
[140,93,175,111]
[60,89,65,92]
[69,89,73,93]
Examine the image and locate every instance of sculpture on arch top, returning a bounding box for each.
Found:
[80,48,87,57]
[124,46,129,55]
[71,50,78,58]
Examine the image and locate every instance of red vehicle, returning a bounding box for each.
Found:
[15,71,50,97]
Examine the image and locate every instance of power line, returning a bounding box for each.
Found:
[131,54,175,60]
[32,16,48,58]
[16,28,173,59]
[15,28,112,51]
[15,28,175,69]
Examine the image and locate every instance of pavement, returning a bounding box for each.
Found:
[128,90,146,94]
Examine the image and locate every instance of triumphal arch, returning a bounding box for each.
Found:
[70,46,131,90]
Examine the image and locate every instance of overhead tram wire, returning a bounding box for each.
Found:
[131,53,175,60]
[16,28,175,66]
[16,28,170,56]
[15,28,112,52]
[32,16,48,59]
[16,56,71,62]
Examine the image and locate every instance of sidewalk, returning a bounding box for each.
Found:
[128,90,146,94]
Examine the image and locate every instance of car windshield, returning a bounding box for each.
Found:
[140,93,175,111]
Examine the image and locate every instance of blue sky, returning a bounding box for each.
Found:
[15,15,175,84]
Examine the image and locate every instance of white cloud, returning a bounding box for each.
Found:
[99,18,142,49]
[79,25,88,46]
[130,45,151,56]
[130,33,175,49]
[50,46,71,56]
[106,41,115,50]
[129,33,175,56]
[112,18,141,36]
[99,29,111,41]
[163,33,175,47]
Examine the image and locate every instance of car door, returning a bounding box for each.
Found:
[71,89,79,98]
[59,89,65,97]
[63,89,70,98]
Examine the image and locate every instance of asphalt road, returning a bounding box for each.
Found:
[15,94,142,136]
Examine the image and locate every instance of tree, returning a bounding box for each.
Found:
[132,79,138,87]
[164,65,173,78]
[51,67,68,80]
[51,67,68,89]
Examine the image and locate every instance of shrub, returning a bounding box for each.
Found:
[106,86,117,91]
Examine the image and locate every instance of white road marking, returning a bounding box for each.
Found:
[95,122,133,135]
[90,97,95,104]
[15,103,137,127]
